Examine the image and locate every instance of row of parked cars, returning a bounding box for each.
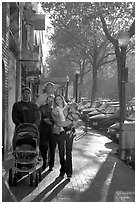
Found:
[80,97,135,140]
[79,97,135,168]
[80,99,120,129]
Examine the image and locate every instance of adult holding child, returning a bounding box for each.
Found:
[52,94,79,180]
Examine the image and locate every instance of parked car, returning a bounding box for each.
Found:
[81,99,111,115]
[107,111,135,143]
[88,101,119,118]
[88,104,120,130]
[78,98,91,112]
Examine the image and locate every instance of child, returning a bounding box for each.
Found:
[63,102,80,138]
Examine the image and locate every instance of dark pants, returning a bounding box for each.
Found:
[54,132,65,174]
[55,131,73,176]
[65,133,73,176]
[39,123,56,168]
[48,135,56,168]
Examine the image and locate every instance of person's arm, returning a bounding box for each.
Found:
[12,103,21,127]
[51,108,71,127]
[33,104,41,127]
[36,93,47,107]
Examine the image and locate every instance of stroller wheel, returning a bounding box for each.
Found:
[8,169,13,186]
[29,173,33,186]
[35,173,38,186]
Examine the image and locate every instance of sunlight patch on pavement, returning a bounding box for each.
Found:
[114,191,135,202]
[72,150,111,192]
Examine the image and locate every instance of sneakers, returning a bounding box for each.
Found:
[67,175,72,180]
[48,167,53,171]
[59,172,72,180]
[59,172,65,177]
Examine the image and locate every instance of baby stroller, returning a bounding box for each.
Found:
[8,123,41,186]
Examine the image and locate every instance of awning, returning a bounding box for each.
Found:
[40,76,69,85]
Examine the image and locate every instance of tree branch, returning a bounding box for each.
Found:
[96,2,117,46]
[128,20,135,38]
[98,57,116,68]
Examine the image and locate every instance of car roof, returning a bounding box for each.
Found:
[107,101,119,104]
[110,104,120,107]
[100,99,111,101]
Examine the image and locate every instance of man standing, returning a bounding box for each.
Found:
[36,82,55,107]
[12,86,40,152]
[12,86,40,128]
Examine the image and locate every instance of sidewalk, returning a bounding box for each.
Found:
[2,123,135,202]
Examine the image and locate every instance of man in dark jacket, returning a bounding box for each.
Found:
[12,87,40,148]
[12,87,40,128]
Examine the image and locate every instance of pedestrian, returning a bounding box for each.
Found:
[36,82,55,107]
[12,86,40,129]
[39,94,55,171]
[52,94,76,180]
[12,86,41,177]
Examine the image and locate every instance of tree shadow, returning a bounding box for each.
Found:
[71,152,135,202]
[4,167,51,201]
[42,179,70,202]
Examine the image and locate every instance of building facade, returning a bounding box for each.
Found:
[2,2,44,159]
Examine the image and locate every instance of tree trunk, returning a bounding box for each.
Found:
[90,66,97,106]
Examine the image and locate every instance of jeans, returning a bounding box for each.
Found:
[64,133,73,176]
[55,131,73,176]
[55,132,65,174]
[48,135,56,168]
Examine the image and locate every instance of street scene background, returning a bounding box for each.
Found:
[2,2,135,202]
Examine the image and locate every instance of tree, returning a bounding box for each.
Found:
[41,2,117,103]
[41,2,135,104]
[95,2,135,101]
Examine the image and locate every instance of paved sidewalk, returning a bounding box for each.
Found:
[2,124,135,202]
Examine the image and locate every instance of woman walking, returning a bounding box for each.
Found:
[52,94,76,180]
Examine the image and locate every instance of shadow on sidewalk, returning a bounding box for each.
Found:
[68,144,135,202]
[32,176,69,202]
[2,164,50,202]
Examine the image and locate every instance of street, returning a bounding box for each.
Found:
[2,122,135,202]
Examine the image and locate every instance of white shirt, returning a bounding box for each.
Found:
[36,93,48,107]
[52,106,66,133]
[57,106,66,132]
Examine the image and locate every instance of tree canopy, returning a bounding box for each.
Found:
[41,2,135,102]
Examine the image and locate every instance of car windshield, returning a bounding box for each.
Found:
[97,103,107,111]
[127,112,135,121]
[105,106,119,114]
[92,101,101,108]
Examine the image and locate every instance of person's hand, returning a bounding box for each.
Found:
[72,121,78,128]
